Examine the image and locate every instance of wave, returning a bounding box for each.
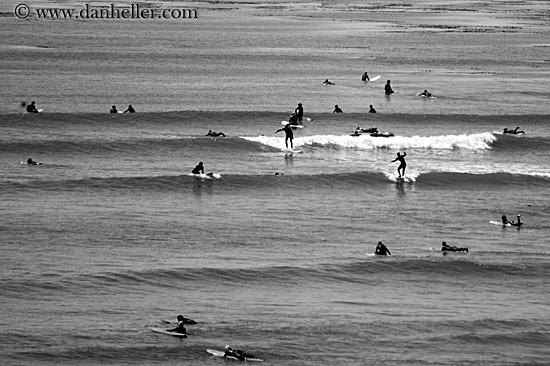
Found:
[3,171,549,193]
[244,132,498,151]
[3,258,549,300]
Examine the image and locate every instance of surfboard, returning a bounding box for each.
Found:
[189,172,221,179]
[416,93,437,98]
[20,161,43,166]
[283,148,303,154]
[206,349,264,362]
[370,75,381,82]
[281,121,304,128]
[150,327,187,338]
[37,109,43,113]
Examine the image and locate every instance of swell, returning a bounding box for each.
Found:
[3,258,549,300]
[2,171,549,193]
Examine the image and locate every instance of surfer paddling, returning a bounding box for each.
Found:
[441,241,468,253]
[390,152,407,178]
[224,345,257,361]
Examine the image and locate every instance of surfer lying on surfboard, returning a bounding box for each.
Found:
[503,127,524,135]
[441,241,468,253]
[225,345,257,361]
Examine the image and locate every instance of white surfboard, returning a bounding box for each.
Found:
[370,75,381,82]
[207,349,264,362]
[37,109,43,112]
[282,148,303,154]
[281,121,304,128]
[150,327,187,338]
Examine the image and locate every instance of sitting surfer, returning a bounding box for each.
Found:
[167,315,187,334]
[361,72,370,82]
[384,80,394,95]
[441,241,468,253]
[368,104,377,113]
[275,123,294,149]
[390,152,407,178]
[224,345,256,361]
[503,127,524,135]
[110,105,118,113]
[206,130,226,137]
[323,79,335,85]
[26,101,39,113]
[502,214,522,227]
[192,161,204,174]
[333,105,343,113]
[288,113,299,126]
[123,104,135,113]
[418,90,432,97]
[27,158,38,165]
[375,241,391,256]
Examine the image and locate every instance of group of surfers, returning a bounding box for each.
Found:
[163,315,258,361]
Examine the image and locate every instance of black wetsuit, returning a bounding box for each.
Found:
[192,164,204,174]
[375,243,391,256]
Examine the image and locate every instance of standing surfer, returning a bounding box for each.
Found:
[385,80,395,95]
[275,123,294,149]
[390,152,407,178]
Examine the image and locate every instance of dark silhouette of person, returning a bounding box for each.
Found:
[361,72,369,82]
[294,103,303,123]
[224,346,257,361]
[369,104,377,113]
[502,215,522,227]
[385,80,394,95]
[192,162,204,174]
[333,105,343,113]
[123,105,135,113]
[206,130,226,137]
[275,124,294,149]
[375,241,391,256]
[441,241,468,253]
[503,127,524,135]
[288,113,299,125]
[390,152,407,177]
[323,79,335,85]
[110,105,118,113]
[27,158,38,165]
[167,315,187,334]
[26,101,39,113]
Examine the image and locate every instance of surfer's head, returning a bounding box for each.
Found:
[177,315,184,321]
[225,345,231,351]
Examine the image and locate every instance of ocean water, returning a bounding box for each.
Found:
[1,112,549,365]
[2,2,550,365]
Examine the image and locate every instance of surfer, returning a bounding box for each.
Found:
[503,127,524,135]
[375,241,391,256]
[123,104,135,113]
[110,105,118,113]
[275,123,294,149]
[418,90,432,98]
[294,103,303,123]
[369,105,377,113]
[206,130,226,137]
[502,215,522,227]
[361,72,369,82]
[441,241,468,253]
[384,80,394,95]
[288,113,299,126]
[192,161,204,174]
[333,105,343,113]
[26,101,39,113]
[390,152,407,177]
[224,345,256,361]
[27,158,38,165]
[167,315,187,334]
[323,79,335,85]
